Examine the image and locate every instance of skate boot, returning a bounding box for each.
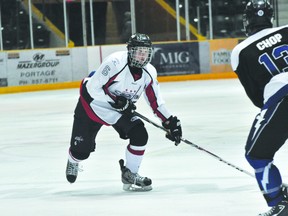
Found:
[119,159,152,192]
[282,186,288,199]
[258,199,288,216]
[66,160,80,183]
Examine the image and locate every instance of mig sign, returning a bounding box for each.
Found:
[151,42,200,76]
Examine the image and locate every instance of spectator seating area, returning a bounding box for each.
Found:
[1,0,249,50]
[1,0,50,50]
[166,0,248,38]
[212,0,248,38]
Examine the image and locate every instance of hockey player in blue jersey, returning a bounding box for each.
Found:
[231,0,288,215]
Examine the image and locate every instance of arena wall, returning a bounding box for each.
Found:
[0,39,238,94]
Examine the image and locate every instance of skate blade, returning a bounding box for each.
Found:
[123,184,152,192]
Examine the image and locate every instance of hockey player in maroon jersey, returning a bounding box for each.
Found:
[231,0,288,215]
[65,33,182,191]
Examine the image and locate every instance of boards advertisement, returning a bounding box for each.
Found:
[0,40,238,90]
[0,52,8,87]
[151,42,200,75]
[6,49,72,86]
[209,39,238,73]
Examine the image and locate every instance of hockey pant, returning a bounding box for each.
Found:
[69,99,148,171]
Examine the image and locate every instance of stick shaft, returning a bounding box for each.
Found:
[134,112,253,177]
[134,111,288,188]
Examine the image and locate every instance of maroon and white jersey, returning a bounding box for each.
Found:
[80,51,171,125]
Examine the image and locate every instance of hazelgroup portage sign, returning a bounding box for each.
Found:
[7,50,71,86]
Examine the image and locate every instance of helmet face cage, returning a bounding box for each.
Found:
[243,0,274,36]
[128,46,153,68]
[127,33,153,68]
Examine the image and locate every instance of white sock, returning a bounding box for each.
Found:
[125,144,146,173]
[68,149,82,163]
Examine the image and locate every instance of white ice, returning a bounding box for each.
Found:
[1,78,288,216]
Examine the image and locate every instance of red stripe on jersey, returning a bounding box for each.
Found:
[80,96,109,126]
[145,81,166,122]
[103,72,123,101]
[80,80,110,126]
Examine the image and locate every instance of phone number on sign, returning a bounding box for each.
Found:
[31,78,58,84]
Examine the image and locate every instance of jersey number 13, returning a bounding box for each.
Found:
[259,44,288,75]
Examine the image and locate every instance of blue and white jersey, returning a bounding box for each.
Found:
[80,51,171,125]
[231,25,288,108]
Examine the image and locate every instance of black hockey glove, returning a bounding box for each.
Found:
[162,116,182,146]
[109,96,136,116]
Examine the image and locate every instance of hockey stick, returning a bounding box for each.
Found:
[134,111,288,188]
[134,111,254,177]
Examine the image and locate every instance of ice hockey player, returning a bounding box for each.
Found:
[65,33,182,191]
[231,0,288,215]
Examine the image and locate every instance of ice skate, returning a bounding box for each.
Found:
[258,200,288,216]
[66,160,80,183]
[119,159,152,192]
[282,186,288,199]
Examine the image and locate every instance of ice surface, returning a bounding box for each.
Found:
[1,79,288,216]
